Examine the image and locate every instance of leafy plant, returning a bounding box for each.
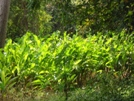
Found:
[0,31,134,100]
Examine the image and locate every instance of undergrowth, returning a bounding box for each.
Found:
[0,31,134,100]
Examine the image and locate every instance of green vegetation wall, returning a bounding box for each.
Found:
[7,0,134,40]
[46,0,134,35]
[7,0,52,40]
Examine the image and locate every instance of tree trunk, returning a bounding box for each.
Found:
[0,0,11,48]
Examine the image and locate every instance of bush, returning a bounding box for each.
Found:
[0,31,134,100]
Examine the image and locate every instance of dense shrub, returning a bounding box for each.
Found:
[0,31,134,100]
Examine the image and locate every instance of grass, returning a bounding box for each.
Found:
[1,79,134,101]
[0,74,134,101]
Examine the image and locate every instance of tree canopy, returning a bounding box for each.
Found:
[7,0,134,40]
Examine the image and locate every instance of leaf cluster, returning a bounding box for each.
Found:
[0,31,134,100]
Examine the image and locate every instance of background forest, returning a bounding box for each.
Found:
[8,0,134,39]
[0,0,134,101]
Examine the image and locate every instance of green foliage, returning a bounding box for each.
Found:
[7,0,134,40]
[0,52,17,99]
[0,31,134,100]
[7,0,52,40]
[46,0,134,35]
